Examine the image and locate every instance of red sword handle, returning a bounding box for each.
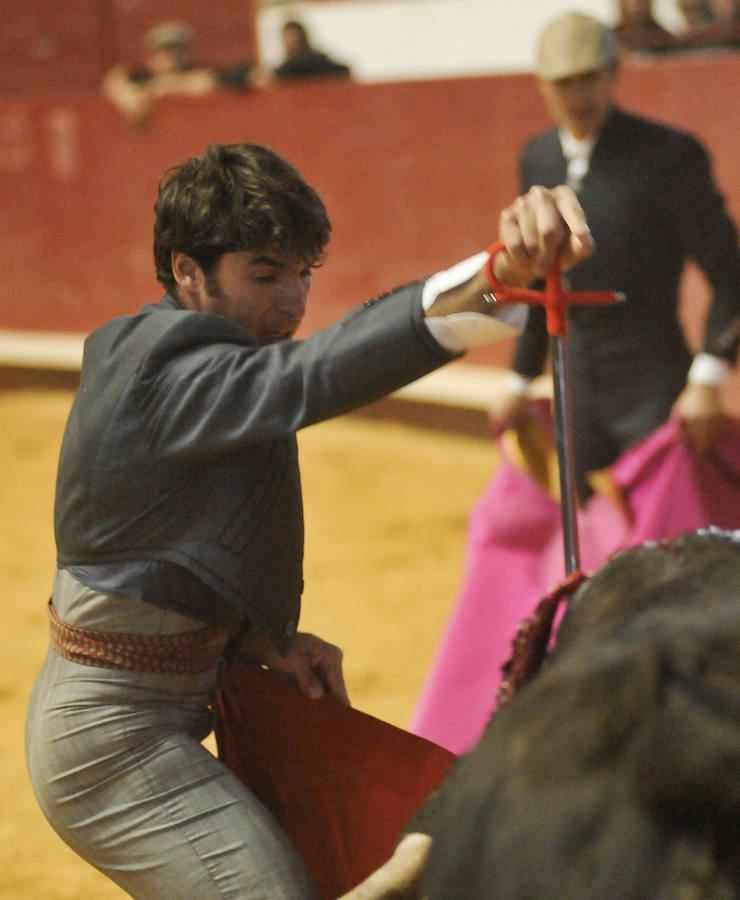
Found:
[483,240,623,336]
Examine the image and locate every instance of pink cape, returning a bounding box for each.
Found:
[410,408,740,755]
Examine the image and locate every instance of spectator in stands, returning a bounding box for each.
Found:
[614,0,681,53]
[272,20,352,82]
[677,0,740,48]
[677,0,717,27]
[102,22,218,124]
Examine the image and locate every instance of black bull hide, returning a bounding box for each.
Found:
[409,528,740,899]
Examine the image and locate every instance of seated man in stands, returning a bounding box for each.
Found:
[272,20,352,82]
[102,22,218,124]
[677,0,740,48]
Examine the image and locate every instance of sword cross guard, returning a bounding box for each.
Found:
[483,239,623,336]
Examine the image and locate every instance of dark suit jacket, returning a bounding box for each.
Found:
[514,106,740,471]
[54,287,457,651]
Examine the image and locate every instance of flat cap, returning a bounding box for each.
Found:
[536,12,619,81]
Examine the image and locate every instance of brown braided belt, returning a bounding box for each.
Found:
[48,600,232,674]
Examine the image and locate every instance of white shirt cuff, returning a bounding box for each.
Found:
[687,353,730,386]
[422,252,527,351]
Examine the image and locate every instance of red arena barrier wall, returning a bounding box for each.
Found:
[1,51,739,378]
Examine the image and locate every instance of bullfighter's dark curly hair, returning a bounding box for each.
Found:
[153,143,330,292]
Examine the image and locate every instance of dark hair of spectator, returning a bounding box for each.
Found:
[282,20,311,49]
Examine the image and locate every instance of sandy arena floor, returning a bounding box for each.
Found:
[0,388,499,899]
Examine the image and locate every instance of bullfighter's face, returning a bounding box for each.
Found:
[172,249,313,345]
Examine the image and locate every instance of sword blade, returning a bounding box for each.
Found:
[550,334,580,576]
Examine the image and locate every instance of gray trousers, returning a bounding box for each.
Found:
[25,571,319,899]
